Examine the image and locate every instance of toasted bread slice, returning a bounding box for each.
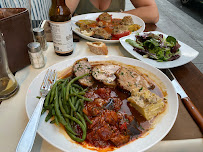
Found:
[87,41,108,55]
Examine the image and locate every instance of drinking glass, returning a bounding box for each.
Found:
[0,32,19,100]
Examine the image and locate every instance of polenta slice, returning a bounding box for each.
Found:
[128,87,164,120]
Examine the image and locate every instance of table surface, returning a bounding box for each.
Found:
[0,23,202,152]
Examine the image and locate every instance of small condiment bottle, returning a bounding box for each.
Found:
[27,42,45,69]
[33,28,48,51]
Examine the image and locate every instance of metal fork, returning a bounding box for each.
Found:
[16,69,57,152]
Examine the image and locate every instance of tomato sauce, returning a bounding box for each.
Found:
[82,81,163,149]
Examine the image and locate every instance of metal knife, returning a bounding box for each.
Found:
[163,69,203,133]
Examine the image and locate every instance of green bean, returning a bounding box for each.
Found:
[45,110,53,122]
[46,104,54,111]
[64,103,70,114]
[50,79,64,103]
[54,116,59,126]
[72,84,84,91]
[62,78,70,102]
[65,128,84,143]
[74,96,78,106]
[62,85,66,102]
[41,108,46,115]
[76,112,86,128]
[69,92,85,96]
[70,108,74,125]
[70,87,76,107]
[59,94,73,134]
[82,87,88,93]
[68,97,76,111]
[75,99,81,111]
[43,74,91,143]
[50,82,58,103]
[50,119,55,124]
[54,87,67,126]
[80,99,84,108]
[64,113,86,130]
[70,94,92,102]
[62,81,70,114]
[84,114,92,124]
[72,87,78,93]
[58,93,67,115]
[64,114,86,142]
[52,108,56,116]
[57,84,63,91]
[66,73,89,101]
[36,96,41,99]
[54,87,77,135]
[78,105,81,113]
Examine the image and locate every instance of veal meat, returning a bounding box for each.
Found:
[73,58,94,87]
[92,64,121,86]
[116,67,155,91]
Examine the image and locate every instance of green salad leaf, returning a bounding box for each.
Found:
[125,39,144,50]
[125,33,181,62]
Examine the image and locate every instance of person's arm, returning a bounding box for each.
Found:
[124,0,159,24]
[65,0,80,14]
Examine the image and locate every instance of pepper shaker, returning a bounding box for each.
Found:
[33,28,48,51]
[28,42,45,69]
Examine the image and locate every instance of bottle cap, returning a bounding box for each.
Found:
[27,42,41,53]
[33,28,45,36]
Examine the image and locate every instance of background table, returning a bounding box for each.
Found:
[0,23,202,152]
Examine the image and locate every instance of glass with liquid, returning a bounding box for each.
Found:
[0,32,19,100]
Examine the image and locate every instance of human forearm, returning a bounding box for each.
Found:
[124,5,159,24]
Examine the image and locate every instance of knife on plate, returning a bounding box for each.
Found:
[164,69,203,133]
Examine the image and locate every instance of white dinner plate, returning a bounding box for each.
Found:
[26,56,178,152]
[119,31,199,69]
[71,12,145,43]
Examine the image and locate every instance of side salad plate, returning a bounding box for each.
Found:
[120,31,199,69]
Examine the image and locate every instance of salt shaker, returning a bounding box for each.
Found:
[28,42,45,69]
[33,28,48,51]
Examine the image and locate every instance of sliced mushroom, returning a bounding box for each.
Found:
[73,58,94,87]
[92,64,121,86]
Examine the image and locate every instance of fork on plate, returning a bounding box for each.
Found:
[16,69,57,152]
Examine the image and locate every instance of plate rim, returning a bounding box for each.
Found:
[71,12,145,43]
[119,31,199,69]
[25,55,179,152]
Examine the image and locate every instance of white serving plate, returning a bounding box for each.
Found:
[71,12,145,43]
[119,31,199,69]
[26,56,178,152]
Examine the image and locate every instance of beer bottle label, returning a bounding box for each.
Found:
[49,20,73,54]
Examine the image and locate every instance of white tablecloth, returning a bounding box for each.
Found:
[0,41,202,152]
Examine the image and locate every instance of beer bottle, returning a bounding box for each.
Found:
[49,0,73,56]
